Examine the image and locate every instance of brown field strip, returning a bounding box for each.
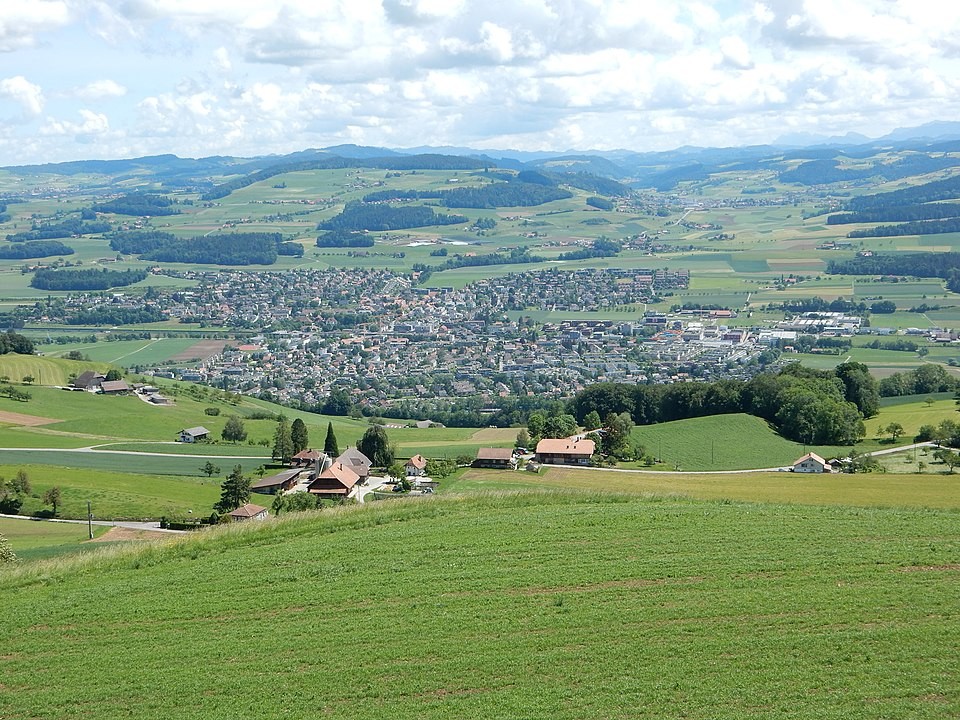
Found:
[0,410,60,426]
[169,339,228,362]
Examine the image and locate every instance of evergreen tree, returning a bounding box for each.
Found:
[215,465,251,513]
[221,415,247,443]
[323,421,339,456]
[291,418,309,455]
[272,419,293,464]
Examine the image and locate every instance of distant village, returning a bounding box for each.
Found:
[29,266,954,415]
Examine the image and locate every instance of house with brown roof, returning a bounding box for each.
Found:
[99,379,130,395]
[308,461,360,500]
[291,448,323,467]
[335,447,372,482]
[792,452,831,473]
[72,371,106,391]
[472,447,517,470]
[229,503,268,521]
[405,454,428,477]
[535,437,595,466]
[178,426,210,443]
[251,467,307,495]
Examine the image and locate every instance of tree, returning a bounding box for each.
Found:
[272,419,294,464]
[543,413,577,439]
[322,421,339,457]
[21,375,33,384]
[271,492,320,515]
[357,425,393,467]
[884,422,904,442]
[935,448,960,473]
[215,465,250,512]
[199,461,221,478]
[527,412,546,440]
[221,415,247,443]
[104,368,123,381]
[583,410,602,431]
[11,469,30,495]
[291,418,310,455]
[515,428,531,449]
[603,412,635,459]
[42,486,62,516]
[835,361,880,418]
[0,533,15,564]
[322,389,352,416]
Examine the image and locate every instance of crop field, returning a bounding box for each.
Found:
[1,493,958,719]
[40,337,201,366]
[0,355,108,387]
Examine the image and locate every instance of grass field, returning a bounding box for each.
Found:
[628,413,849,471]
[0,493,957,719]
[0,517,110,562]
[39,337,201,367]
[0,464,222,519]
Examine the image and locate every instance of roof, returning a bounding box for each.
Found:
[100,380,130,393]
[794,452,827,465]
[72,370,105,388]
[308,462,360,494]
[251,468,304,490]
[292,449,322,461]
[336,447,371,473]
[406,454,427,469]
[229,503,267,518]
[181,426,210,437]
[475,447,514,461]
[535,438,596,456]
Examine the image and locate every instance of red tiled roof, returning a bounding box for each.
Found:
[535,438,595,456]
[406,454,427,469]
[229,503,267,518]
[476,447,514,461]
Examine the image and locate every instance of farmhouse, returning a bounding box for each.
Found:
[251,468,306,495]
[291,448,323,467]
[72,371,106,391]
[229,503,268,521]
[472,447,517,470]
[308,461,360,500]
[335,447,372,482]
[178,426,210,443]
[793,452,831,473]
[99,379,130,395]
[405,454,428,477]
[535,438,595,466]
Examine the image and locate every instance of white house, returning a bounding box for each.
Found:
[792,452,830,473]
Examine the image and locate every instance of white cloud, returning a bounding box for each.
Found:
[0,0,68,52]
[41,109,110,136]
[74,79,127,99]
[0,76,45,117]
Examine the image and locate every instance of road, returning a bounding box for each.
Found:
[0,444,270,460]
[0,512,185,533]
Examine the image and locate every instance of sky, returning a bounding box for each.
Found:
[1,0,959,165]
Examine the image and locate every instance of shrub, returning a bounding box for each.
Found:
[204,407,221,416]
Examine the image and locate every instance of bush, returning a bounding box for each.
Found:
[204,407,221,416]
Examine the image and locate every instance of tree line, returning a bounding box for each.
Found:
[826,252,960,281]
[827,202,960,225]
[363,179,572,209]
[6,218,110,242]
[569,363,877,446]
[109,231,289,265]
[847,217,960,238]
[30,268,149,291]
[0,241,75,259]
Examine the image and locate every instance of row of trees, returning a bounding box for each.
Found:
[569,363,878,446]
[0,241,74,259]
[30,268,148,291]
[319,202,466,232]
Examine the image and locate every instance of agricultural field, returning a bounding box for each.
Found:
[0,517,110,562]
[38,337,202,367]
[1,493,958,718]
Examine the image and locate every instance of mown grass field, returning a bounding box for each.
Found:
[0,464,221,519]
[1,493,957,719]
[0,517,110,562]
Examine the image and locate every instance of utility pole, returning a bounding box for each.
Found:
[87,500,93,540]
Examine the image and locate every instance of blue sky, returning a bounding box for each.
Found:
[2,0,959,164]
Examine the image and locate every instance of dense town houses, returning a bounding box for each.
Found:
[28,265,936,415]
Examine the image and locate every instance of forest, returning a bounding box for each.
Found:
[556,237,621,261]
[316,230,375,248]
[318,203,466,232]
[826,252,960,281]
[0,240,74,259]
[6,218,111,242]
[30,268,149,291]
[63,306,166,326]
[0,330,34,355]
[826,202,960,225]
[109,231,287,265]
[847,217,960,238]
[92,193,180,216]
[568,363,877,446]
[363,178,572,209]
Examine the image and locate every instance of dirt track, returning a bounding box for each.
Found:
[0,410,59,426]
[89,527,173,543]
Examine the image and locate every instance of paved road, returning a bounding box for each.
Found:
[0,512,185,534]
[0,445,270,460]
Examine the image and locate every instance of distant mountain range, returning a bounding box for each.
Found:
[6,120,960,193]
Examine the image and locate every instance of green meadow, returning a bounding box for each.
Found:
[0,517,110,562]
[1,493,958,719]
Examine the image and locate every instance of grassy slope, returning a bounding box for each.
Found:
[1,493,957,719]
[0,517,110,561]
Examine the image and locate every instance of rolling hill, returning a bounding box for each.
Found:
[1,491,957,719]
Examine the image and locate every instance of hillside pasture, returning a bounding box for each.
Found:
[0,493,957,719]
[0,517,110,562]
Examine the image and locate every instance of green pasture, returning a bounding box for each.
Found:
[1,493,958,718]
[0,464,221,520]
[866,395,958,440]
[628,413,846,471]
[0,517,110,562]
[0,354,108,386]
[0,449,257,479]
